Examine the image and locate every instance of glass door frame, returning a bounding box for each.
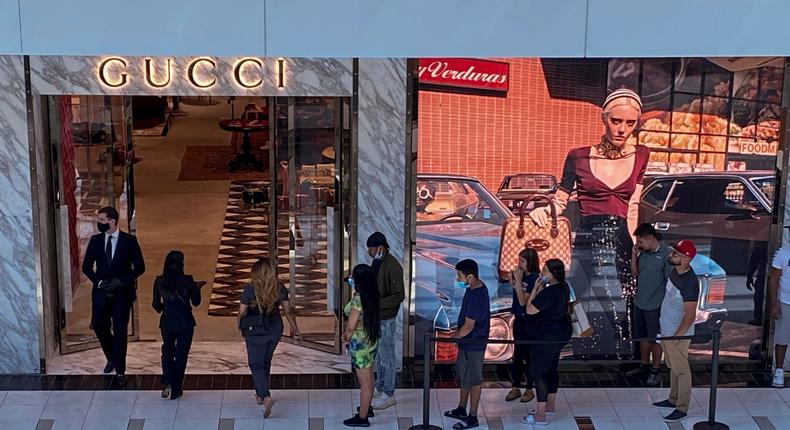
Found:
[268,96,350,355]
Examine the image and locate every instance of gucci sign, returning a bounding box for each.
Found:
[97,57,286,89]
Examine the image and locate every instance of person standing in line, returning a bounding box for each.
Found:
[82,206,145,385]
[520,259,573,426]
[238,258,302,417]
[366,232,405,410]
[444,259,490,430]
[152,250,204,400]
[651,240,699,423]
[505,247,539,403]
[768,227,790,388]
[627,223,671,386]
[342,264,382,427]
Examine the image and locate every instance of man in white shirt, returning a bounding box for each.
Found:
[769,228,790,388]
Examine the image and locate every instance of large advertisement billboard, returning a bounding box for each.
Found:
[414,57,782,363]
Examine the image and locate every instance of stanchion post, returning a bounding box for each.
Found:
[693,327,729,430]
[409,333,441,430]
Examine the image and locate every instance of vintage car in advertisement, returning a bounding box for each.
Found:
[414,173,730,363]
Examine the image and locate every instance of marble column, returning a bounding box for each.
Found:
[357,59,408,367]
[0,55,40,373]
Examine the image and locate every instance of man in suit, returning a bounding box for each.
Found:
[82,206,145,383]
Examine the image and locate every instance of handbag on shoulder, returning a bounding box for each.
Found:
[497,195,572,281]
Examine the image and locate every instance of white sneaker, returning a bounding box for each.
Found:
[371,393,396,410]
[773,368,785,388]
[373,389,383,399]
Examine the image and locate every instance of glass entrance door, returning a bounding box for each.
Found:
[49,95,139,353]
[271,97,349,354]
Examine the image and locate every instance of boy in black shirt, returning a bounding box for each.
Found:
[444,259,490,429]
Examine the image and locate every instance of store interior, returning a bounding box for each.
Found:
[45,95,352,374]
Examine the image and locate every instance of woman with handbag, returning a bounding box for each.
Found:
[528,88,649,355]
[342,264,381,427]
[238,258,302,417]
[153,250,204,400]
[522,259,572,426]
[505,247,539,403]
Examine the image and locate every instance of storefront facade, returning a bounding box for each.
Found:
[0,55,409,373]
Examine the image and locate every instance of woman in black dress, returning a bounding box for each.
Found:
[522,259,572,426]
[152,250,203,400]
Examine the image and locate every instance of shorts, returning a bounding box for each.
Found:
[456,349,484,389]
[775,302,790,345]
[633,306,661,342]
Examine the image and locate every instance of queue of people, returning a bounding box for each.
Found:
[80,205,706,426]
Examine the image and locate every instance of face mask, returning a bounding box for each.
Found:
[97,222,110,233]
[540,275,551,285]
[373,249,384,260]
[348,278,356,290]
[453,281,467,289]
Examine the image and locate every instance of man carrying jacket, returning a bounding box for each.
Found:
[367,232,405,410]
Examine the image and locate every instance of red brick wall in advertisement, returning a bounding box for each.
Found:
[417,58,609,191]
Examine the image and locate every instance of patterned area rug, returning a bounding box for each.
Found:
[178,145,268,181]
[208,180,331,318]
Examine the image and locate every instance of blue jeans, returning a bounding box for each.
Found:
[375,317,397,396]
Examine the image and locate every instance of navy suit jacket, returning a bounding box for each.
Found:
[82,230,145,303]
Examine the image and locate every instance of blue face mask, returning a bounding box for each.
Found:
[453,280,467,289]
[348,278,355,290]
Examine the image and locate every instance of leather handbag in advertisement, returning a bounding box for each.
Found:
[497,195,572,281]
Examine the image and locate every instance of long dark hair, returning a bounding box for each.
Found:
[519,247,540,274]
[545,258,572,306]
[155,250,185,300]
[352,264,381,344]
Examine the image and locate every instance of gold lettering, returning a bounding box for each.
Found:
[144,58,172,88]
[187,58,217,88]
[98,57,128,88]
[233,58,263,88]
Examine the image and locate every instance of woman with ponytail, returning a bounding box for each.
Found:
[342,264,381,427]
[238,258,301,417]
[153,250,204,400]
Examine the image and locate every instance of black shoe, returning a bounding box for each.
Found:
[116,374,127,386]
[663,409,688,422]
[170,391,183,401]
[646,370,661,387]
[453,415,480,429]
[343,414,370,427]
[356,406,374,418]
[625,365,649,378]
[444,406,468,421]
[652,399,676,409]
[103,362,114,374]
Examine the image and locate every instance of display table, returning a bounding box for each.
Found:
[219,119,268,171]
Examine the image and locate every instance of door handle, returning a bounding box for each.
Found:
[654,222,670,231]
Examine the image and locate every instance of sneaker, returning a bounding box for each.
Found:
[646,370,661,387]
[452,415,480,429]
[773,368,785,388]
[161,385,172,399]
[652,399,676,409]
[343,414,370,427]
[444,406,468,420]
[373,389,383,399]
[505,388,521,402]
[625,364,649,378]
[521,388,535,403]
[663,409,688,422]
[371,394,396,410]
[356,406,374,418]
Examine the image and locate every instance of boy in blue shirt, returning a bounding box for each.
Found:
[444,259,490,429]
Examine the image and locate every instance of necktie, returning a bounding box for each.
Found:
[106,235,113,267]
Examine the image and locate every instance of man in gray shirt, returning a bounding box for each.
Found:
[627,223,671,386]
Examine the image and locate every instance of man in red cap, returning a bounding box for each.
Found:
[652,240,699,423]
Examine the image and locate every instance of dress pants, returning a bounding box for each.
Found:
[244,321,283,399]
[91,290,132,374]
[161,327,194,395]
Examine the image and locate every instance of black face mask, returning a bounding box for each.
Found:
[97,222,110,233]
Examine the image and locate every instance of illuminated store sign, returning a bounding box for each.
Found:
[97,57,286,89]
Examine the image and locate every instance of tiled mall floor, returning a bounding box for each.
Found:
[1,387,789,430]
